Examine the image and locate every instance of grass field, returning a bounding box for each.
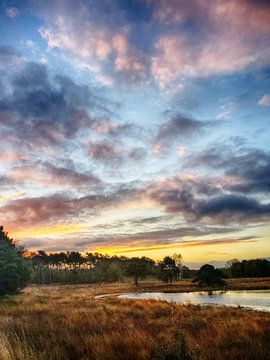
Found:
[0,280,270,360]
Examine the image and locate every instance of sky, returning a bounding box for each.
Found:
[0,0,270,267]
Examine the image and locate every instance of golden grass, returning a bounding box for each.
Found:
[0,281,269,360]
[119,277,270,293]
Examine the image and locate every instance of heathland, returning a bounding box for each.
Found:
[0,280,270,360]
[1,228,270,359]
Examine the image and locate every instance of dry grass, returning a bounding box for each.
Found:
[112,277,270,294]
[225,277,270,290]
[0,281,269,360]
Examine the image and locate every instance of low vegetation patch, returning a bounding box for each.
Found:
[0,284,269,360]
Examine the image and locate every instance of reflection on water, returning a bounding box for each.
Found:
[118,290,270,312]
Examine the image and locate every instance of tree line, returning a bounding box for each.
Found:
[28,250,185,286]
[225,258,270,278]
[1,225,270,296]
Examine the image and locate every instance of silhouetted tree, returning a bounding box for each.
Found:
[172,253,183,280]
[158,256,180,284]
[192,264,225,287]
[126,257,154,286]
[0,226,30,295]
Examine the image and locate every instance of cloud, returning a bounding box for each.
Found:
[38,0,148,84]
[90,119,137,138]
[258,94,270,106]
[116,236,257,254]
[74,226,212,249]
[128,147,147,161]
[0,152,27,163]
[197,194,270,224]
[10,162,101,188]
[0,60,117,149]
[0,193,117,230]
[24,223,254,253]
[146,175,221,218]
[0,183,143,231]
[151,0,270,85]
[27,221,242,252]
[184,147,270,194]
[155,113,207,149]
[178,146,187,157]
[87,140,122,163]
[5,7,19,18]
[35,0,270,87]
[0,176,14,188]
[146,173,270,224]
[0,46,21,63]
[225,151,270,194]
[87,140,147,164]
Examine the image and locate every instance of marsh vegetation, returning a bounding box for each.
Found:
[0,284,270,360]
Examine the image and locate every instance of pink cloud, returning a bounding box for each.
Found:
[10,164,100,188]
[112,34,128,56]
[5,7,19,18]
[151,0,270,85]
[258,94,270,106]
[178,147,187,157]
[40,13,146,83]
[0,152,27,163]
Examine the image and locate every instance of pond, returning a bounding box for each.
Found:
[117,290,270,312]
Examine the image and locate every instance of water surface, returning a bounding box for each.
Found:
[118,290,270,312]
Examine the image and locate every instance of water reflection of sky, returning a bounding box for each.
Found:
[118,290,270,312]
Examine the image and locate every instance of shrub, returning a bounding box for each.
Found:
[192,264,225,287]
[0,226,30,295]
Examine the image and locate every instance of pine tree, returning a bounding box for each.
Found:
[0,226,30,295]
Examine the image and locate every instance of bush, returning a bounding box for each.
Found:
[192,264,225,287]
[0,226,30,295]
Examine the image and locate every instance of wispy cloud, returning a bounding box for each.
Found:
[258,94,270,106]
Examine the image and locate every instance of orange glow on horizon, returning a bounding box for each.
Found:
[11,224,85,238]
